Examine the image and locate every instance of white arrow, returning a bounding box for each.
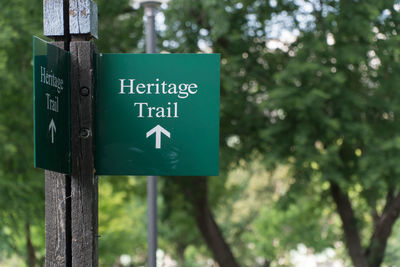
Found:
[146,125,170,149]
[49,119,56,144]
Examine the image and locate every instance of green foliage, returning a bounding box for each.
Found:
[383,221,400,266]
[96,0,144,53]
[259,0,400,217]
[0,0,46,264]
[163,0,400,265]
[98,177,147,266]
[160,176,210,263]
[252,0,400,265]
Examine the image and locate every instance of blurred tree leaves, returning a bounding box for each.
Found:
[98,176,147,266]
[251,1,400,266]
[162,0,400,266]
[0,0,45,265]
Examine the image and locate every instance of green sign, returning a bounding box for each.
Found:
[95,54,220,176]
[33,36,70,174]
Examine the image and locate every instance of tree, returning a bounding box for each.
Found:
[161,0,293,265]
[162,176,240,267]
[0,0,46,265]
[160,0,260,265]
[164,0,400,266]
[253,1,400,266]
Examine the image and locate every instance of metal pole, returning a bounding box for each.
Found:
[143,4,158,267]
[147,175,157,267]
[144,4,157,54]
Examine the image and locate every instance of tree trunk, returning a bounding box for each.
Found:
[263,260,271,267]
[366,191,400,267]
[176,244,186,266]
[330,180,400,267]
[329,182,369,267]
[26,221,36,267]
[183,176,240,267]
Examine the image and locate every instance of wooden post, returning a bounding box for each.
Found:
[70,39,98,266]
[43,1,98,266]
[44,0,71,264]
[45,169,71,266]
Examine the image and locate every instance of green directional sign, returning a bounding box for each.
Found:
[33,36,70,174]
[95,53,220,176]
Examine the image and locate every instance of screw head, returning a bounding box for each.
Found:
[80,128,91,139]
[80,87,89,96]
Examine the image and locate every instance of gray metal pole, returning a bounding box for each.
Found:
[147,175,157,267]
[144,4,158,267]
[144,4,157,54]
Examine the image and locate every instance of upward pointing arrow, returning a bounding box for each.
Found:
[49,119,56,144]
[146,125,170,149]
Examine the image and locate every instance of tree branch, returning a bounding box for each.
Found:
[183,176,240,267]
[329,181,369,267]
[367,190,400,267]
[371,208,380,232]
[382,188,394,214]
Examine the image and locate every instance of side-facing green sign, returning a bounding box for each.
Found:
[95,54,220,176]
[33,37,70,174]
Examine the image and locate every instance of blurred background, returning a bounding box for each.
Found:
[1,0,400,266]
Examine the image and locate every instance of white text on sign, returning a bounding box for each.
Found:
[40,67,64,93]
[118,78,198,118]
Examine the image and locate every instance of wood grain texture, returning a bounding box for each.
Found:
[45,41,70,267]
[70,40,98,267]
[43,0,65,36]
[45,171,69,267]
[69,0,98,38]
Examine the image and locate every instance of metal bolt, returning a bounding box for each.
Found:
[80,128,91,138]
[80,87,89,96]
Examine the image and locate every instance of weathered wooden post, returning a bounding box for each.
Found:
[43,0,98,266]
[43,1,71,265]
